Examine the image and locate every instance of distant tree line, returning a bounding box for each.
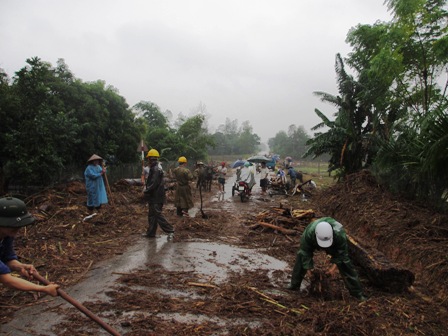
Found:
[267,125,310,160]
[207,118,261,156]
[304,0,448,207]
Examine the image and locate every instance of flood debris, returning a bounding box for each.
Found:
[1,171,448,335]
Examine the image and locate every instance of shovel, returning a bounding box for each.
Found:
[33,272,121,336]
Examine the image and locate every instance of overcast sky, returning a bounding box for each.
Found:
[0,0,392,144]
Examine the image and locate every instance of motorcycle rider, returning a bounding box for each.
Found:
[240,162,256,194]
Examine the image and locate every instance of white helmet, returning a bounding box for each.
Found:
[315,221,333,248]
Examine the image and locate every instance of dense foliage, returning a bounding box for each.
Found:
[133,101,216,163]
[305,0,448,206]
[0,58,262,193]
[0,57,141,192]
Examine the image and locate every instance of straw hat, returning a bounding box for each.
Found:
[87,154,103,163]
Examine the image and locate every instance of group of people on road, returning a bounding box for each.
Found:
[0,151,366,304]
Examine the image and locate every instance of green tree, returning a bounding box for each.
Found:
[305,54,373,176]
[268,125,310,159]
[268,131,289,156]
[177,114,215,162]
[134,101,169,129]
[0,57,141,191]
[209,118,260,156]
[346,0,448,204]
[134,100,172,157]
[3,57,80,186]
[235,121,260,155]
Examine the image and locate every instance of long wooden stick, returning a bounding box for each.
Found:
[103,168,114,206]
[257,221,298,235]
[33,272,121,336]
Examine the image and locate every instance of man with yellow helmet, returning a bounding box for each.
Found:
[173,156,194,217]
[143,149,174,239]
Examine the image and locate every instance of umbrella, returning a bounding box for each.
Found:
[231,160,247,168]
[247,155,271,163]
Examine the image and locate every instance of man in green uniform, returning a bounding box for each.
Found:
[173,156,194,217]
[143,149,174,239]
[287,217,367,300]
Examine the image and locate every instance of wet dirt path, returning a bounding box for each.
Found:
[1,173,292,335]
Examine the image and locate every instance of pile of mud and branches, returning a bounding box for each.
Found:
[1,171,448,335]
[314,170,448,305]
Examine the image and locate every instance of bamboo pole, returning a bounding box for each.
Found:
[33,272,121,336]
[102,163,114,206]
[257,221,299,235]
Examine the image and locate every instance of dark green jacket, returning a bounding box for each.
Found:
[144,161,166,204]
[298,217,350,269]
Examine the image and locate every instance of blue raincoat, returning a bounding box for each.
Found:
[84,164,108,207]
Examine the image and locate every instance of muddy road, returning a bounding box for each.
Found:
[1,171,448,335]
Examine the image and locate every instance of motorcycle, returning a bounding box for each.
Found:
[267,178,288,196]
[232,180,251,202]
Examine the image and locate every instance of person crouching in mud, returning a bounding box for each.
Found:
[287,217,367,301]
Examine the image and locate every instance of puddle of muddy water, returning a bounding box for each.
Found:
[189,173,274,216]
[1,238,288,335]
[1,171,290,335]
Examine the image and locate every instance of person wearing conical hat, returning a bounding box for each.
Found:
[84,154,108,214]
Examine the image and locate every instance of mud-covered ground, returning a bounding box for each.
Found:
[1,170,448,335]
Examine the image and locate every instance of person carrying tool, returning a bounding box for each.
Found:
[173,156,194,217]
[84,154,108,214]
[0,197,59,296]
[287,217,367,301]
[143,149,174,239]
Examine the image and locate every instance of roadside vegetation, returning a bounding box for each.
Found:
[303,0,448,208]
[0,0,446,211]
